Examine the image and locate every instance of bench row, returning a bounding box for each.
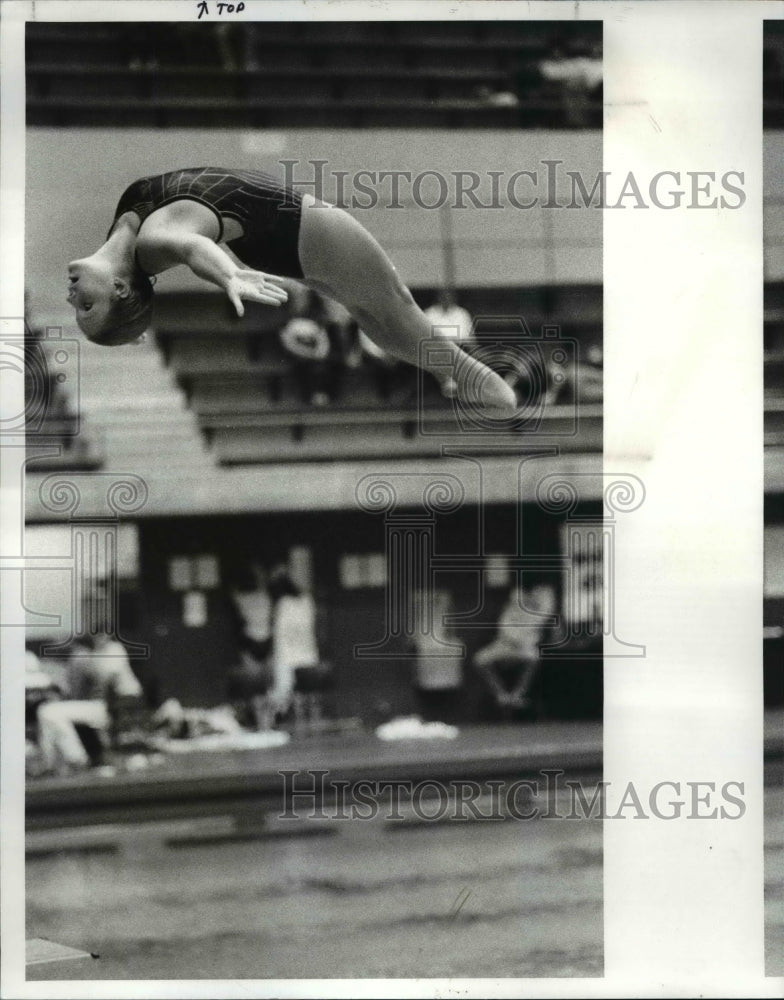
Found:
[25,22,596,64]
[208,406,603,465]
[27,65,531,101]
[28,96,595,130]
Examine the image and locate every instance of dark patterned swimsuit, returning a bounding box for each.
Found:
[110,167,304,279]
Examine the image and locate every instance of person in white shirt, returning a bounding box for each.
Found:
[228,563,275,729]
[423,290,474,345]
[231,562,273,660]
[474,582,556,713]
[538,41,602,127]
[268,570,321,716]
[410,590,465,724]
[25,647,62,697]
[25,646,63,752]
[37,633,142,773]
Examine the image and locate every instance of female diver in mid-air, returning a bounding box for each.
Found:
[65,166,517,414]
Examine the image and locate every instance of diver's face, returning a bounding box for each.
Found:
[66,259,117,339]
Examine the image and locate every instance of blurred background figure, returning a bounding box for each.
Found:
[25,643,64,776]
[36,633,142,774]
[538,38,602,128]
[268,567,331,727]
[230,562,273,662]
[474,581,556,719]
[227,562,275,730]
[279,287,343,406]
[25,642,66,698]
[423,289,474,345]
[410,589,465,725]
[423,290,475,398]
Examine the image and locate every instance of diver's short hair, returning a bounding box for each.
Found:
[88,269,154,347]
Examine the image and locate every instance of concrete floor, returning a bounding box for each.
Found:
[27,802,603,980]
[24,715,783,982]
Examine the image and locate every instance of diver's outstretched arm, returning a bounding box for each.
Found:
[151,232,289,314]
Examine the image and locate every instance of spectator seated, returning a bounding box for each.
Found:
[473,582,556,722]
[72,722,107,768]
[475,654,542,721]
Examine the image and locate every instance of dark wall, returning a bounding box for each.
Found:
[124,501,601,719]
[765,494,784,708]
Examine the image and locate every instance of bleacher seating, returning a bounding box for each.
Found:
[149,284,603,465]
[766,398,784,446]
[765,21,784,127]
[766,283,784,356]
[143,279,784,463]
[26,21,602,129]
[28,279,782,470]
[203,403,601,465]
[26,21,784,129]
[24,331,105,471]
[766,284,784,447]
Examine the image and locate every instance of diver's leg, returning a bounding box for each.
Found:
[298,198,517,414]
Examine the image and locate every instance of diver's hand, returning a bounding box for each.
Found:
[225,270,288,317]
